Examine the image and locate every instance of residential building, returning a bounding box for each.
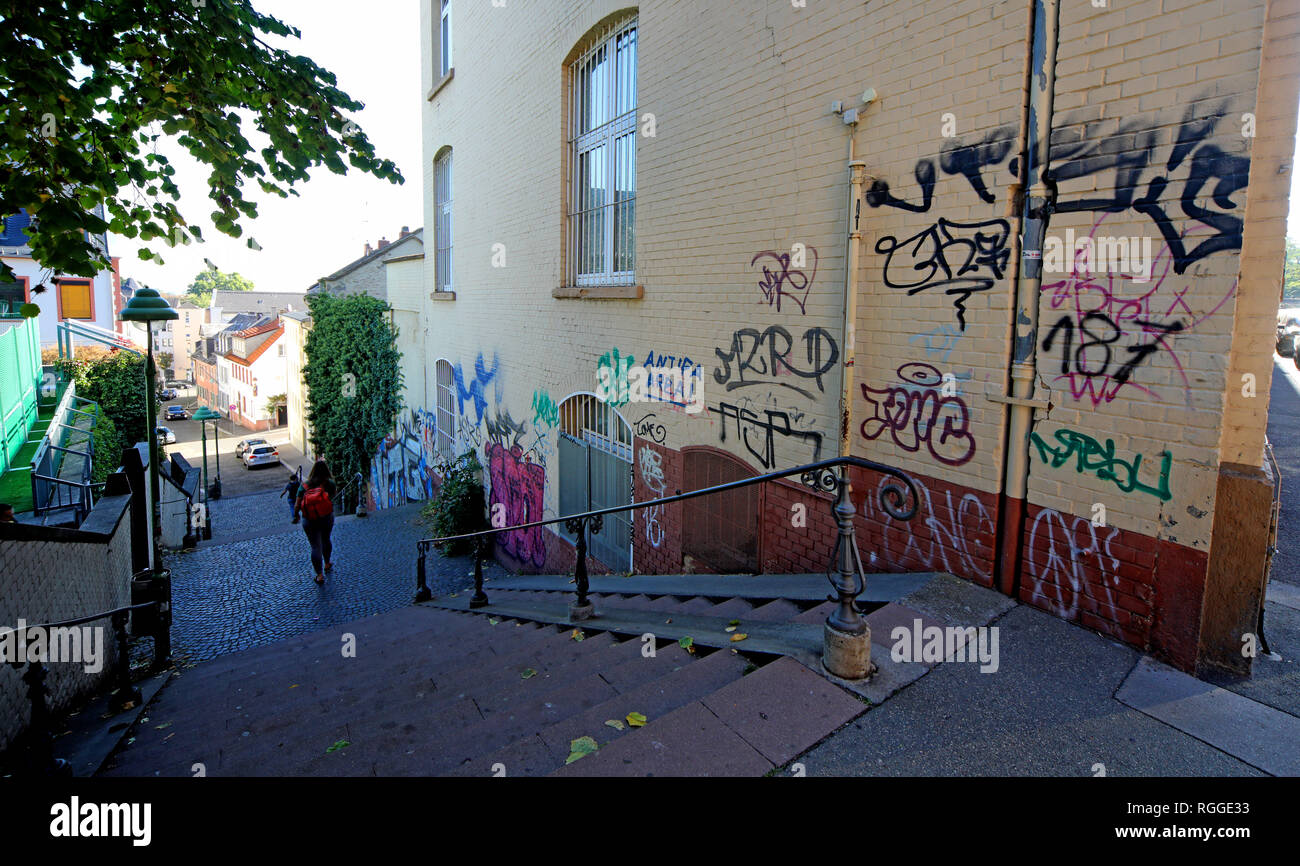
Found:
[210,312,265,416]
[209,290,306,329]
[280,311,314,461]
[192,336,219,412]
[310,228,424,301]
[165,302,209,381]
[216,317,286,431]
[0,208,118,347]
[393,0,1299,679]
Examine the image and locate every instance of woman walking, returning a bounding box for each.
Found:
[296,459,337,584]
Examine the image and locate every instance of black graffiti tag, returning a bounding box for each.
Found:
[711,401,823,470]
[713,325,839,400]
[875,218,1011,330]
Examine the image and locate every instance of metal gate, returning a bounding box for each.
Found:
[558,394,632,572]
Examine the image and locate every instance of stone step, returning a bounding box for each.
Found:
[452,648,753,777]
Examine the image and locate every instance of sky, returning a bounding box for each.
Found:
[108,0,424,296]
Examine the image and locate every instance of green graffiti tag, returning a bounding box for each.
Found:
[531,389,560,429]
[596,348,635,407]
[1029,428,1172,501]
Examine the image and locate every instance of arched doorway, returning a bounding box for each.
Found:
[557,393,633,572]
[682,448,761,573]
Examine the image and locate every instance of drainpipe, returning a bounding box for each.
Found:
[823,95,873,680]
[994,0,1059,598]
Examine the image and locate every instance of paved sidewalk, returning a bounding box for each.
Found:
[164,499,509,664]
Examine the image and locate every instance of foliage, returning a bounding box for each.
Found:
[1284,238,1300,302]
[420,450,488,557]
[186,268,253,308]
[302,293,401,491]
[88,406,119,486]
[0,0,403,309]
[54,351,149,450]
[263,392,286,416]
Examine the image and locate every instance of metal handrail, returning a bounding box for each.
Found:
[10,600,158,634]
[417,455,918,546]
[413,455,921,635]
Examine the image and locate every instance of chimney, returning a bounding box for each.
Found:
[364,243,373,256]
[399,226,411,238]
[376,237,390,250]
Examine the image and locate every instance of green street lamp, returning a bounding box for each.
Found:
[193,406,221,539]
[119,287,177,576]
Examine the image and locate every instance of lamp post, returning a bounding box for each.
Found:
[118,287,177,671]
[193,406,221,539]
[118,288,177,575]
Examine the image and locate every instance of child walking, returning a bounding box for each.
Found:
[281,469,302,523]
[296,459,337,584]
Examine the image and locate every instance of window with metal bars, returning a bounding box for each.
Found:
[439,0,452,78]
[435,359,456,461]
[568,18,637,287]
[435,149,453,293]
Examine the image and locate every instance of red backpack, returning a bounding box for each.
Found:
[301,485,333,520]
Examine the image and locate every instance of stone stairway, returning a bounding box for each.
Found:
[100,588,880,777]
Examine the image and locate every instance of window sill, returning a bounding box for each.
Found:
[553,284,643,300]
[430,290,456,301]
[427,68,454,101]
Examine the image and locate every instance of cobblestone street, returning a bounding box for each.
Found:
[164,491,510,664]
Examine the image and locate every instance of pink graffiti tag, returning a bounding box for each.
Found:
[859,363,976,466]
[1039,215,1236,407]
[751,246,818,314]
[487,443,547,568]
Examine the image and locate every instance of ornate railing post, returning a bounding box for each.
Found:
[469,533,491,608]
[415,540,432,602]
[803,465,872,680]
[110,609,143,712]
[16,659,68,775]
[566,515,599,621]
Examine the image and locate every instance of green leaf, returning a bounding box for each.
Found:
[521,668,537,679]
[625,712,647,728]
[326,739,350,753]
[604,719,625,731]
[19,303,41,318]
[678,636,694,650]
[571,629,585,642]
[565,736,599,764]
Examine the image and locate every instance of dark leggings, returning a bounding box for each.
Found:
[303,513,334,574]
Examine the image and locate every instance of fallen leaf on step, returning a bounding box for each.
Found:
[326,739,350,753]
[289,684,299,689]
[730,633,748,642]
[489,618,500,625]
[163,732,175,741]
[665,618,672,624]
[728,619,740,627]
[571,629,585,641]
[521,668,537,679]
[605,719,625,731]
[566,736,599,764]
[724,625,737,633]
[626,712,647,727]
[154,722,172,730]
[678,636,695,654]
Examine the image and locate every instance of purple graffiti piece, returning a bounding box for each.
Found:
[487,443,547,569]
[750,247,818,314]
[859,364,976,467]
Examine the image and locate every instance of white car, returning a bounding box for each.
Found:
[156,426,176,445]
[235,437,268,458]
[241,444,280,469]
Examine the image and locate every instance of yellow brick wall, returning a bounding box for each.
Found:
[410,0,1284,560]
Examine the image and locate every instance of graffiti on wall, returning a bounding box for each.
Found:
[908,322,966,363]
[453,353,502,425]
[1029,427,1172,501]
[638,445,667,548]
[634,412,667,444]
[1039,217,1236,406]
[859,362,976,467]
[876,217,1012,330]
[371,408,439,509]
[862,472,996,582]
[710,400,823,470]
[751,246,819,314]
[487,442,546,568]
[1026,507,1122,624]
[713,325,839,400]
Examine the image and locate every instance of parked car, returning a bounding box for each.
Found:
[1278,308,1300,356]
[156,426,176,445]
[241,444,280,469]
[164,405,188,420]
[235,437,268,458]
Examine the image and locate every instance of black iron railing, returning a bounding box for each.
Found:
[4,585,170,776]
[414,456,919,634]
